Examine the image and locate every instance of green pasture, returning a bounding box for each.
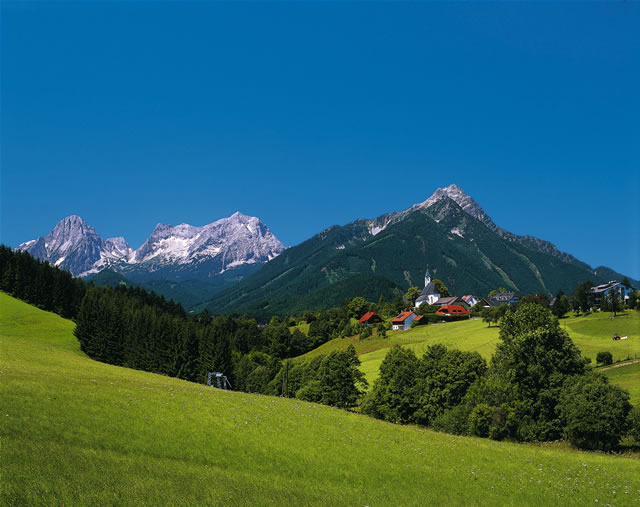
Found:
[2,291,640,505]
[358,319,499,385]
[600,360,640,406]
[563,311,640,362]
[305,311,640,387]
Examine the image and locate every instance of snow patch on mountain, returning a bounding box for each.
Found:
[17,212,284,279]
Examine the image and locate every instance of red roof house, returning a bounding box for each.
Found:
[359,312,382,325]
[392,311,418,330]
[435,305,471,317]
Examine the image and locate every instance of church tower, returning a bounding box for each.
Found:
[424,268,432,288]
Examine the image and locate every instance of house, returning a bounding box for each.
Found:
[462,295,479,307]
[435,296,471,311]
[590,281,631,305]
[435,305,471,318]
[414,269,440,308]
[392,311,418,331]
[489,292,520,306]
[359,312,382,326]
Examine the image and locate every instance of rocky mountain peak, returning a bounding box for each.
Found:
[413,184,497,230]
[47,215,97,248]
[17,212,285,279]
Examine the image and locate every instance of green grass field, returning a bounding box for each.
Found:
[305,311,640,391]
[2,292,640,505]
[600,360,640,405]
[563,311,640,362]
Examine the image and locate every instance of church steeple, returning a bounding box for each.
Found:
[424,268,432,288]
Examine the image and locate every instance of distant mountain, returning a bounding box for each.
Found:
[17,216,132,276]
[17,212,285,284]
[200,184,638,316]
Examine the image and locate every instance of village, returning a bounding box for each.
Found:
[358,269,634,332]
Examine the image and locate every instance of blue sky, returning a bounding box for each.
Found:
[1,2,639,279]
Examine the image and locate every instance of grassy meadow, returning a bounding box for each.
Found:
[2,290,640,505]
[301,311,640,391]
[600,360,640,405]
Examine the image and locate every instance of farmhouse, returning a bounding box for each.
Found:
[392,311,418,331]
[435,296,471,311]
[414,269,440,308]
[359,312,382,326]
[435,305,471,318]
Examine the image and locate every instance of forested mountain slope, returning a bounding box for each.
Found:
[203,195,635,316]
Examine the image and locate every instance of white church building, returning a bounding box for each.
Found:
[414,269,441,308]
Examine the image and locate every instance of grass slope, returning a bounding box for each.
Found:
[600,360,640,405]
[2,292,640,505]
[303,311,640,397]
[563,311,640,362]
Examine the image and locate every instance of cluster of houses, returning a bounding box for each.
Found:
[359,268,635,332]
[360,269,522,331]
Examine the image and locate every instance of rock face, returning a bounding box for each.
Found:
[17,213,284,280]
[17,215,130,276]
[123,212,285,280]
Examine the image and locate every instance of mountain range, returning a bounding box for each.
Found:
[197,184,638,316]
[15,185,637,315]
[17,212,285,282]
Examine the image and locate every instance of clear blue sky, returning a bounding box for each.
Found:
[1,2,639,279]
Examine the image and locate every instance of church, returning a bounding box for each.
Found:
[414,269,441,308]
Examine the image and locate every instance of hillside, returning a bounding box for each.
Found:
[202,187,637,317]
[3,291,640,505]
[602,360,640,405]
[300,311,640,401]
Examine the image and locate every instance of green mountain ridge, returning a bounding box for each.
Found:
[201,196,637,317]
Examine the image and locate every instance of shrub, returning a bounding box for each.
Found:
[596,351,613,365]
[468,404,493,437]
[559,374,632,451]
[432,404,472,435]
[467,403,515,441]
[360,325,372,339]
[627,407,640,443]
[295,380,323,403]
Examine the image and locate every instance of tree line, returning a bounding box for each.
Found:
[0,246,365,408]
[363,303,638,451]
